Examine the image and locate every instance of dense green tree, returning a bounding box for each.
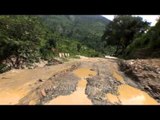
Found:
[125,17,160,58]
[77,43,81,52]
[102,15,150,56]
[0,15,47,69]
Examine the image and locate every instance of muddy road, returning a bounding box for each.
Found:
[0,57,159,105]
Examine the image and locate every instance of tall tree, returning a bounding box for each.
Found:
[101,15,150,56]
[0,15,47,68]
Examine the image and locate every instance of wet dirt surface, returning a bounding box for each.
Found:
[0,61,79,105]
[0,57,159,105]
[106,84,158,105]
[119,59,160,102]
[45,79,92,105]
[45,68,96,105]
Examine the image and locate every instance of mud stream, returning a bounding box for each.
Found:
[0,58,158,105]
[46,68,96,105]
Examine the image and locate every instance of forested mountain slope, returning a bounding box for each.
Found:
[38,15,110,50]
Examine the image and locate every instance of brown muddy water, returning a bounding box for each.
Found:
[46,68,96,105]
[106,84,158,105]
[0,58,158,105]
[106,69,158,105]
[0,62,77,105]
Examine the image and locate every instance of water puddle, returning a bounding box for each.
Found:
[109,69,158,105]
[0,63,75,105]
[106,84,158,105]
[112,71,125,84]
[46,79,92,105]
[73,68,96,78]
[46,68,96,105]
[106,93,119,104]
[0,87,30,105]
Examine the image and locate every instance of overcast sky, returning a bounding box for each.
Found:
[102,15,159,26]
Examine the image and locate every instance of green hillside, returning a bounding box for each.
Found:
[0,15,110,73]
[38,15,110,51]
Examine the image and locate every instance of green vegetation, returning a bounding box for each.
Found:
[1,15,160,73]
[102,15,160,59]
[101,15,150,56]
[38,15,110,52]
[125,18,160,58]
[0,15,109,73]
[0,16,47,71]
